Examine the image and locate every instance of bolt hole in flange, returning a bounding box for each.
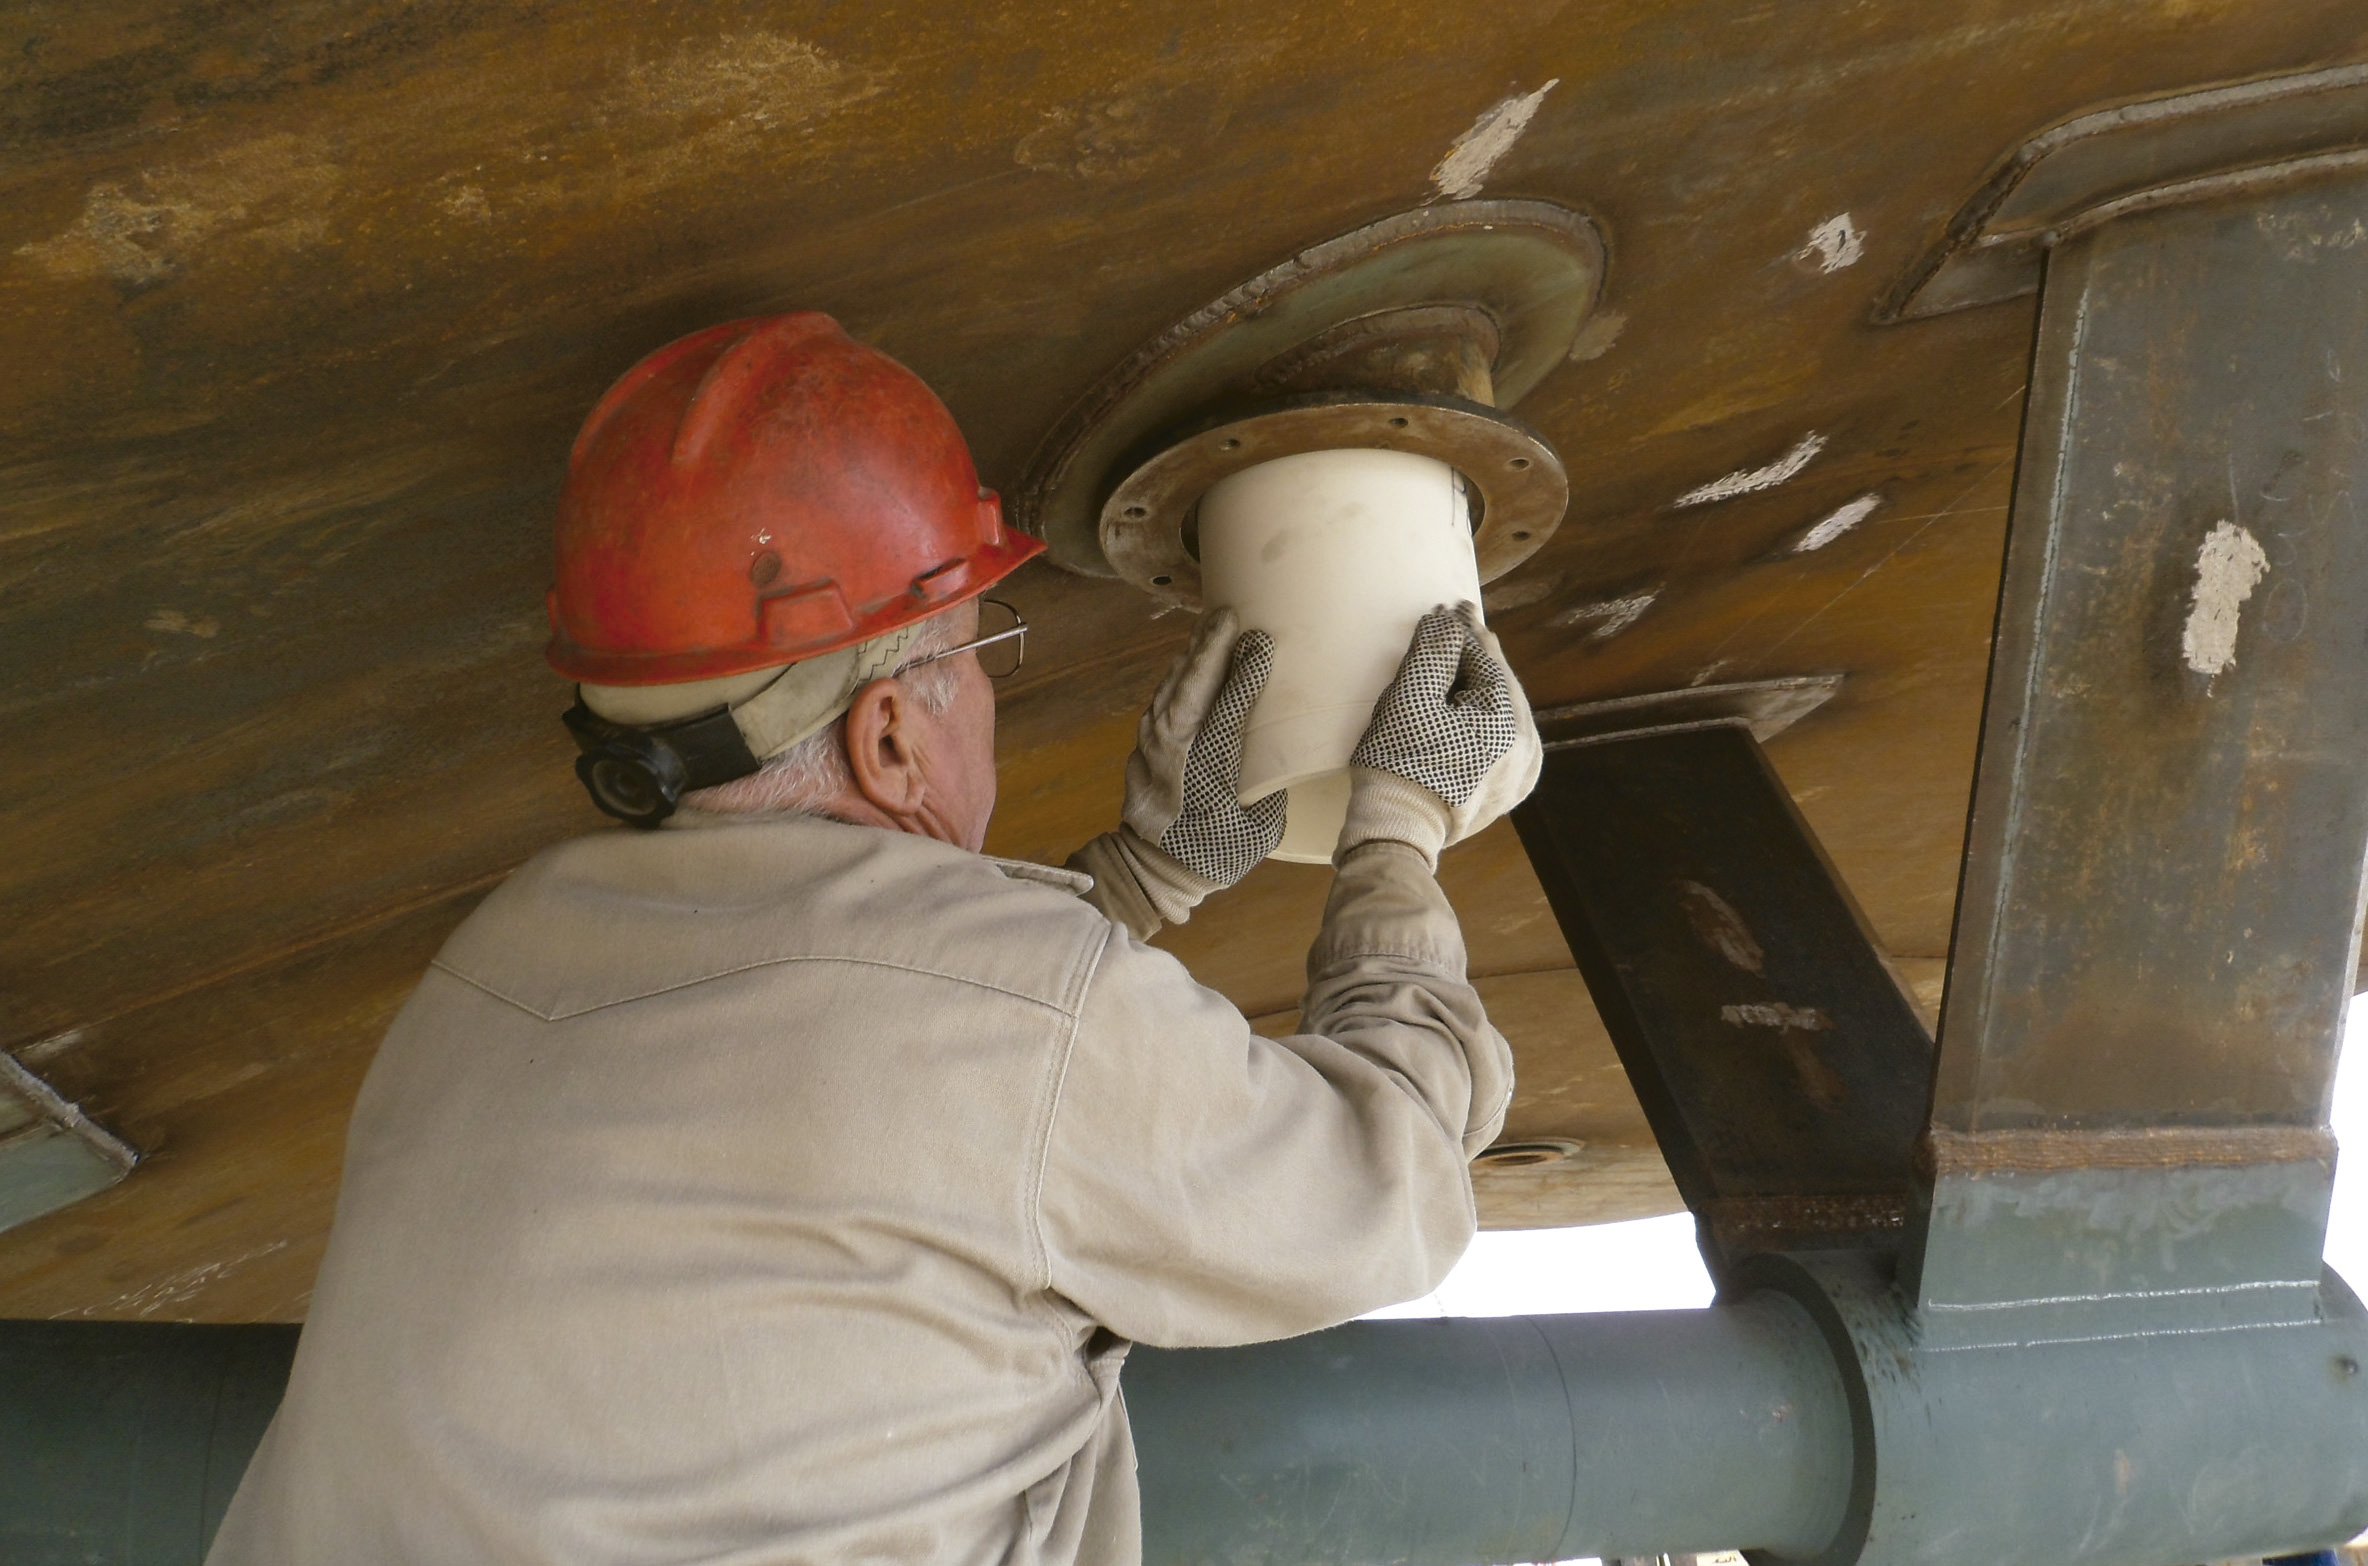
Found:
[1013,199,1605,859]
[1015,198,1602,594]
[1101,394,1567,612]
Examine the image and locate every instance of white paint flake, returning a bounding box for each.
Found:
[1673,433,1827,508]
[1430,80,1559,200]
[1797,213,1865,272]
[1566,309,1628,362]
[16,1029,85,1065]
[1550,590,1657,639]
[146,608,220,638]
[1795,493,1883,553]
[1721,1002,1832,1032]
[2180,521,2270,678]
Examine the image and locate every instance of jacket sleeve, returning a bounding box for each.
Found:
[1034,840,1514,1347]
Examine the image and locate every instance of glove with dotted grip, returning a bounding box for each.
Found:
[1068,609,1286,937]
[1338,602,1540,867]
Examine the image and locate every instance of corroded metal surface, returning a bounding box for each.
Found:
[2,1,2363,1318]
[1914,170,2368,1344]
[1935,177,2368,1134]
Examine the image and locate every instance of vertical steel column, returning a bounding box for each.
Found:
[1910,174,2368,1345]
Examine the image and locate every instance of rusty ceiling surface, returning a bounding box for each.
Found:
[3,0,2362,1321]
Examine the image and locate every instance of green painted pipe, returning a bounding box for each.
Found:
[0,1301,1853,1566]
[1125,1293,1855,1566]
[1746,1254,2368,1566]
[0,1320,295,1566]
[7,1279,2367,1566]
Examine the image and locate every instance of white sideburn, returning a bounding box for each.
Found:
[1198,448,1485,863]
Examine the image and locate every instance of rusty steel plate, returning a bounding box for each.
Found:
[1016,198,1605,578]
[1098,392,1567,609]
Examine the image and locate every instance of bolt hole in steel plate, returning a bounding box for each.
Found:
[1013,199,1605,588]
[1471,1137,1586,1170]
[1101,392,1568,608]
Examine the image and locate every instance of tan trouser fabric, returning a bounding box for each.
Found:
[208,813,1511,1565]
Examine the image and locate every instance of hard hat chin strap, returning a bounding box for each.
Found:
[566,623,927,828]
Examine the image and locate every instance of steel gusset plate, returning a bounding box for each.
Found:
[1014,199,1605,579]
[1880,62,2368,321]
[1511,721,1937,1272]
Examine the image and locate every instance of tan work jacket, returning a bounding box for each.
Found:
[209,813,1512,1566]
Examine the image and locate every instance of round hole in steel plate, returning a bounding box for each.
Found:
[1471,1138,1584,1170]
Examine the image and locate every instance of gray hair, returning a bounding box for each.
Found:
[684,608,971,818]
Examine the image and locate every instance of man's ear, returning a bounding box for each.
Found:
[842,678,929,817]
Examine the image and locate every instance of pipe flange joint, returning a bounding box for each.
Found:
[1101,391,1567,610]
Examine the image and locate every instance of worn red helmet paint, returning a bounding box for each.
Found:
[546,312,1043,686]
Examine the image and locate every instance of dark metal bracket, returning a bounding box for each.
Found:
[1512,679,1938,1275]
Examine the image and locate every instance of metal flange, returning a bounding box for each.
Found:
[1015,198,1605,582]
[1100,391,1566,610]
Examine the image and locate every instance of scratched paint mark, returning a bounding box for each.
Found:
[15,1029,85,1065]
[1550,590,1656,639]
[2180,522,2269,678]
[2255,207,2368,261]
[15,35,879,284]
[1797,213,1865,272]
[1722,1002,1830,1030]
[1678,881,1765,973]
[16,135,345,286]
[1430,80,1559,200]
[54,1240,289,1320]
[1794,493,1883,553]
[1673,434,1827,508]
[1566,309,1627,362]
[1720,1004,1844,1106]
[146,608,220,638]
[1015,80,1217,182]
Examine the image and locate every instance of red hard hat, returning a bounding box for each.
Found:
[546,312,1042,685]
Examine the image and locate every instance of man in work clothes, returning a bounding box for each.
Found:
[210,312,1540,1565]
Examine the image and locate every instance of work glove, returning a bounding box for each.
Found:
[1069,609,1286,939]
[1337,603,1541,869]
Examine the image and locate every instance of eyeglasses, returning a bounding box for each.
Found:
[899,598,1028,680]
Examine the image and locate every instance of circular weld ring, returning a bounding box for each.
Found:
[1100,392,1569,609]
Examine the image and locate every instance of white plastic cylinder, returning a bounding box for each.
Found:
[1198,447,1484,863]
